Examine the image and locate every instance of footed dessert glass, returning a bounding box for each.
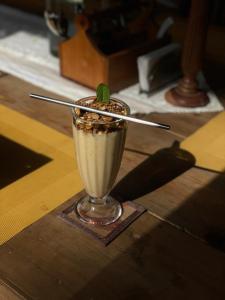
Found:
[72,96,130,225]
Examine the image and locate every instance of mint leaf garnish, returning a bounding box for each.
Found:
[96,83,110,103]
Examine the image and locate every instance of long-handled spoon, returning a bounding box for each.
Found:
[30,93,171,130]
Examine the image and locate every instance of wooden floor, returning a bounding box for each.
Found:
[0,72,225,300]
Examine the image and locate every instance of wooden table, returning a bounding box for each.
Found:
[0,72,225,300]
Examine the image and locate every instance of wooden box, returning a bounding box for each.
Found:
[60,14,168,92]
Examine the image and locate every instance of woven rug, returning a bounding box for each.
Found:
[181,111,225,172]
[0,5,223,114]
[0,105,83,245]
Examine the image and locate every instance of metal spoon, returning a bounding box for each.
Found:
[30,93,171,130]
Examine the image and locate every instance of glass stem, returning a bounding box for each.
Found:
[89,196,107,205]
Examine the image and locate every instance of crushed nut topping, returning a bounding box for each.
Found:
[73,98,129,133]
[102,116,113,122]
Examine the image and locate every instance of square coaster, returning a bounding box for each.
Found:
[59,194,146,246]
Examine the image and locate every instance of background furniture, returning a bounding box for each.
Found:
[59,2,168,92]
[165,0,210,107]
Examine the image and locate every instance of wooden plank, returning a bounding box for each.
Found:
[0,75,72,136]
[135,168,225,247]
[0,74,219,139]
[0,207,225,299]
[0,74,225,298]
[76,213,225,300]
[116,135,225,250]
[0,71,8,78]
[0,280,26,300]
[0,74,224,246]
[145,112,219,138]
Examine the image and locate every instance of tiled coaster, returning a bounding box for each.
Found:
[59,195,146,246]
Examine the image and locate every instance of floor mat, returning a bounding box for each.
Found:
[0,105,83,245]
[181,111,225,172]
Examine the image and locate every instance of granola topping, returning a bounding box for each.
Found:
[73,98,129,133]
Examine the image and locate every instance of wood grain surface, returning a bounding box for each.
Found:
[0,74,225,299]
[0,279,26,300]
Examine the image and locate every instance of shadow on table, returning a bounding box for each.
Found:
[112,141,225,251]
[70,156,225,299]
[0,134,52,189]
[112,141,195,202]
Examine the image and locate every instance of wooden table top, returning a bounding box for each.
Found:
[0,73,225,300]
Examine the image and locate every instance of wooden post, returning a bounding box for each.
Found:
[165,0,209,107]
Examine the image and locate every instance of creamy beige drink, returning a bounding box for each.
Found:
[72,97,128,196]
[73,127,126,198]
[72,96,129,225]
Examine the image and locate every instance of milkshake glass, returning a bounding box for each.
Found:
[72,96,130,225]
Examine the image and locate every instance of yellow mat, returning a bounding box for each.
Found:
[0,105,83,245]
[181,111,225,172]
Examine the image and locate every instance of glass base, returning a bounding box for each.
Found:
[74,195,123,226]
